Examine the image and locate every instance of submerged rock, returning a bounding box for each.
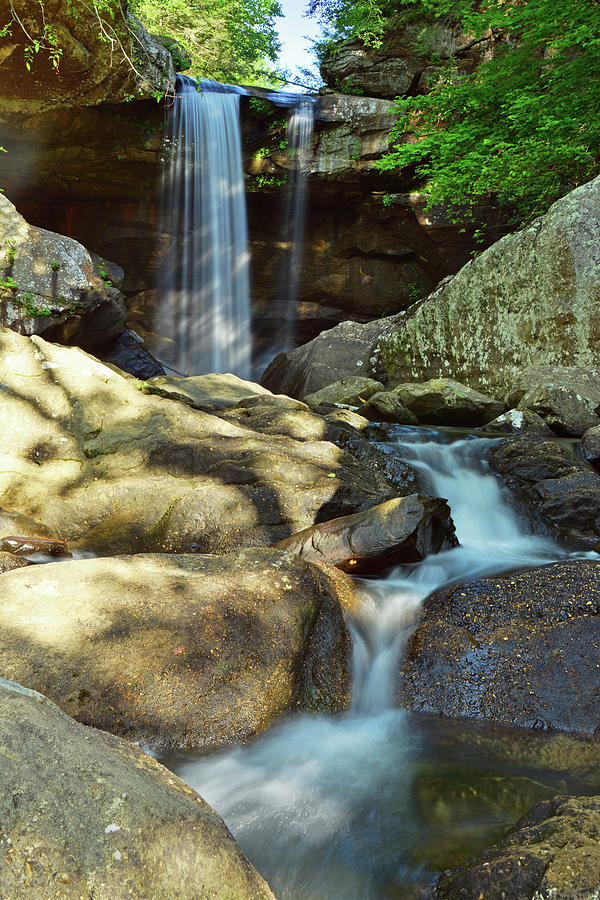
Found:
[0,549,352,751]
[0,678,275,899]
[401,560,600,734]
[273,494,457,575]
[488,435,600,548]
[0,195,126,346]
[0,329,400,553]
[379,176,600,397]
[432,795,600,900]
[392,378,505,427]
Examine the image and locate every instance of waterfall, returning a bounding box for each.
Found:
[156,75,251,378]
[280,100,314,351]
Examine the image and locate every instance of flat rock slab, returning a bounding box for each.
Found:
[0,549,352,752]
[274,494,457,574]
[432,795,600,900]
[0,678,275,900]
[145,372,274,410]
[401,560,600,734]
[488,435,600,548]
[0,329,399,553]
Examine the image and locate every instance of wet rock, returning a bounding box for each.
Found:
[325,418,420,496]
[0,678,275,899]
[0,549,352,751]
[0,551,31,573]
[145,372,274,411]
[401,560,600,734]
[581,426,600,470]
[380,176,600,397]
[392,379,505,427]
[273,494,457,575]
[357,390,419,424]
[516,383,600,437]
[0,194,126,346]
[432,795,600,900]
[0,535,70,557]
[488,435,600,548]
[325,408,370,430]
[304,376,384,409]
[99,328,165,379]
[0,329,399,553]
[480,408,553,435]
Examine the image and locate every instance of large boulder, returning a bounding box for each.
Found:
[0,549,353,752]
[304,376,384,409]
[506,365,600,409]
[392,378,505,426]
[146,372,275,410]
[481,409,553,435]
[273,494,457,575]
[516,383,600,437]
[0,194,126,345]
[0,329,401,553]
[379,176,600,397]
[401,560,600,734]
[488,436,600,548]
[0,678,275,899]
[432,795,600,900]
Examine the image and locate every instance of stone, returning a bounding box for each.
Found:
[304,376,385,409]
[145,372,275,410]
[0,551,31,573]
[401,560,600,734]
[357,390,420,424]
[0,535,69,556]
[432,795,600,900]
[261,315,401,399]
[0,506,54,539]
[488,436,600,549]
[0,678,275,899]
[506,365,600,409]
[0,549,353,752]
[392,378,505,426]
[516,383,600,437]
[380,176,600,397]
[0,194,126,346]
[480,408,553,435]
[581,426,600,469]
[98,328,165,380]
[0,329,400,553]
[273,494,457,575]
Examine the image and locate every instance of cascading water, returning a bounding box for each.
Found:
[280,100,314,350]
[156,76,251,378]
[171,429,590,898]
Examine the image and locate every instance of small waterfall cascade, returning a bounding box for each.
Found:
[172,431,586,898]
[280,100,315,350]
[156,75,251,378]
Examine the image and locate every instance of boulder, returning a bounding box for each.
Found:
[379,176,600,397]
[0,194,126,346]
[260,315,402,399]
[506,364,600,409]
[0,678,275,899]
[0,329,401,553]
[516,383,600,437]
[273,494,457,575]
[488,436,600,548]
[480,409,553,435]
[432,795,600,900]
[0,535,69,556]
[357,391,419,424]
[581,426,600,469]
[98,328,165,380]
[304,376,384,409]
[0,551,31,573]
[145,372,275,411]
[392,379,505,427]
[401,560,600,734]
[0,549,353,752]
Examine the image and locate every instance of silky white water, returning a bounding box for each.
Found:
[173,429,579,898]
[156,76,251,377]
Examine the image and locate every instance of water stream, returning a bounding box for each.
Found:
[172,428,597,897]
[156,76,251,377]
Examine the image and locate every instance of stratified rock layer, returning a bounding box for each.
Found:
[0,549,353,751]
[401,561,600,734]
[0,678,275,899]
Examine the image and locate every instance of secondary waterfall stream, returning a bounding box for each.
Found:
[172,428,594,897]
[156,76,251,378]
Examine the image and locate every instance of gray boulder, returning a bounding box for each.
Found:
[357,391,419,424]
[304,376,384,409]
[580,426,600,469]
[379,176,600,397]
[506,364,600,408]
[392,378,505,426]
[0,549,352,752]
[0,678,275,899]
[481,408,553,435]
[516,383,600,437]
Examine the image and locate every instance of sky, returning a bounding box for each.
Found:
[276,0,323,90]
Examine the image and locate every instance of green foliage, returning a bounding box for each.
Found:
[308,0,395,48]
[130,0,283,84]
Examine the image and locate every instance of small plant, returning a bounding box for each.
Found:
[50,260,60,272]
[382,193,394,208]
[95,260,112,288]
[349,139,361,162]
[5,243,15,265]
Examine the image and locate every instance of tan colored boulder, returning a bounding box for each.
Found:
[0,678,275,899]
[0,549,352,751]
[0,329,399,553]
[273,494,456,575]
[145,372,275,410]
